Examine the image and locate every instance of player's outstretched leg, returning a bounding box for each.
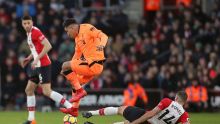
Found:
[41,83,78,116]
[82,106,120,118]
[83,106,146,124]
[60,89,81,116]
[82,106,128,124]
[82,111,93,118]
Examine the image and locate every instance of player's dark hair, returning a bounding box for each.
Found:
[63,18,77,28]
[177,91,188,103]
[22,15,32,20]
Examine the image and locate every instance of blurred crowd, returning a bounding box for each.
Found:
[1,0,220,110]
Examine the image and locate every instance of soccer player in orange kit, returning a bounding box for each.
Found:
[60,18,108,116]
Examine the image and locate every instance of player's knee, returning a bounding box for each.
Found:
[61,63,66,70]
[62,61,71,71]
[118,106,127,115]
[42,87,52,97]
[25,87,34,96]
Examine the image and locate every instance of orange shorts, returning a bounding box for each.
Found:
[70,58,103,84]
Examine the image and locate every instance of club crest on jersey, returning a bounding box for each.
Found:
[81,40,86,44]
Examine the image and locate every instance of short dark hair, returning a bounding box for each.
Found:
[22,15,32,20]
[63,18,77,28]
[176,91,188,103]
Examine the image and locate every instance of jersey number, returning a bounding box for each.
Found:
[96,45,105,51]
[158,109,175,124]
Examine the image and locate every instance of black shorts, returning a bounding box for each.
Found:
[25,64,51,84]
[123,106,148,124]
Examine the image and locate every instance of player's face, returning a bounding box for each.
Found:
[22,20,33,32]
[65,24,79,39]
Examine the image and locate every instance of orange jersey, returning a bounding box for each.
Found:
[73,24,108,65]
[185,86,208,102]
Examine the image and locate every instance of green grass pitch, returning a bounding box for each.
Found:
[0,111,220,124]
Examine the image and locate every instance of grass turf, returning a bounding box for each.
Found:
[0,111,220,124]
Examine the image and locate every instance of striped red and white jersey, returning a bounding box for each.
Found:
[148,98,189,124]
[27,26,51,67]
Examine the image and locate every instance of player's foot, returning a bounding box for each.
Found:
[69,88,87,102]
[60,107,79,117]
[82,111,93,118]
[84,121,94,124]
[23,120,36,124]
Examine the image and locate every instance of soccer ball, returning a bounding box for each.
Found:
[63,114,77,124]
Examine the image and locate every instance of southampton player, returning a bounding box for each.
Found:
[20,15,74,124]
[82,91,190,124]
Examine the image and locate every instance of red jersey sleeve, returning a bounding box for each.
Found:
[32,28,45,42]
[157,98,172,110]
[177,112,190,123]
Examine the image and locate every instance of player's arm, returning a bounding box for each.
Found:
[31,38,52,68]
[26,54,33,60]
[72,44,81,59]
[88,24,108,44]
[86,25,108,65]
[178,112,190,124]
[93,29,108,45]
[21,54,33,68]
[37,38,52,60]
[130,106,161,124]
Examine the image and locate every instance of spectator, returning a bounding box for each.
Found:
[123,81,148,109]
[89,77,104,91]
[185,78,208,112]
[16,0,36,18]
